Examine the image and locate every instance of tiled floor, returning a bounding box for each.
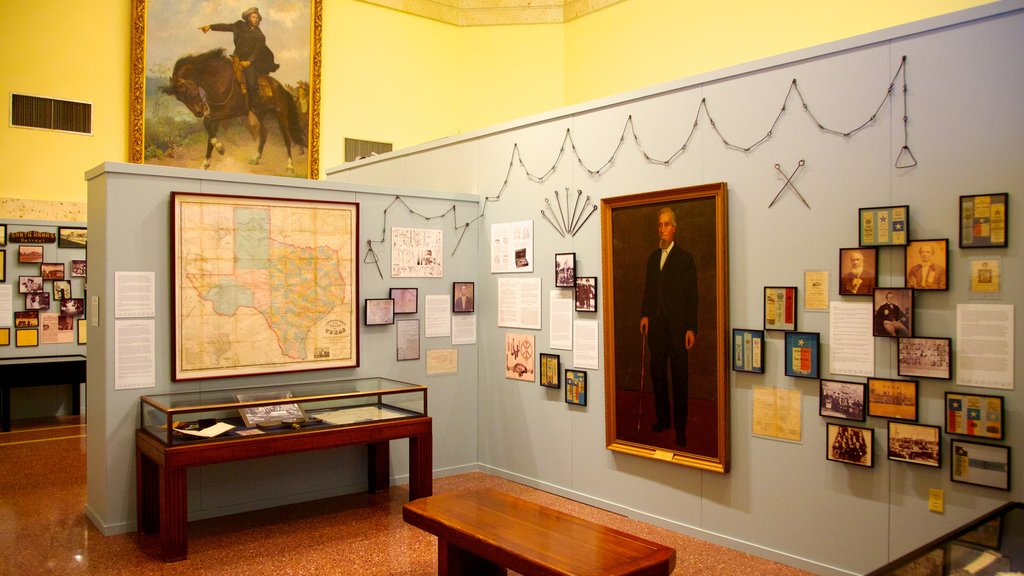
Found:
[0,417,813,575]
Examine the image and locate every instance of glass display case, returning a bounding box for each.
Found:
[140,377,427,446]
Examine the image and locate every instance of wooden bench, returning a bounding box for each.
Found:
[403,488,676,576]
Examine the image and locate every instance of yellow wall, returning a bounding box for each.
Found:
[0,0,996,207]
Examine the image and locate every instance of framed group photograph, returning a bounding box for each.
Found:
[873,288,913,337]
[565,369,587,406]
[905,239,948,290]
[15,311,39,328]
[574,277,597,312]
[453,282,475,313]
[951,440,1010,490]
[390,287,418,314]
[71,259,87,278]
[364,298,395,326]
[539,353,561,388]
[764,287,797,331]
[732,328,765,373]
[898,337,951,379]
[601,183,729,472]
[868,378,918,421]
[18,245,43,263]
[959,193,1008,249]
[57,227,87,249]
[819,379,866,421]
[888,421,941,467]
[784,332,819,379]
[859,205,908,246]
[838,247,877,296]
[945,392,1003,440]
[827,423,873,467]
[555,253,576,288]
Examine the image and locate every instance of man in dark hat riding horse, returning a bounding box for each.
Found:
[200,7,280,124]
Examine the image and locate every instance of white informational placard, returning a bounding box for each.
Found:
[829,301,875,377]
[497,277,542,329]
[490,220,534,273]
[956,304,1014,389]
[114,319,156,389]
[572,319,599,369]
[451,315,477,345]
[114,271,155,318]
[549,289,573,350]
[424,295,451,338]
[0,285,12,327]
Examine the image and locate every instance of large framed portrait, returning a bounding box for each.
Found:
[172,192,358,380]
[959,193,1008,249]
[838,247,877,296]
[602,183,729,473]
[873,288,913,338]
[130,0,322,178]
[905,239,948,290]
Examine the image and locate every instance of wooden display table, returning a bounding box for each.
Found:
[136,415,432,562]
[0,355,85,432]
[403,488,676,576]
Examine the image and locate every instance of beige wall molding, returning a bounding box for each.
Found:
[361,0,624,25]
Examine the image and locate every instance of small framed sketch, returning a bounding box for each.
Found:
[565,369,587,406]
[390,287,418,314]
[18,245,43,263]
[539,353,561,388]
[57,226,87,249]
[453,282,475,313]
[364,298,395,326]
[555,253,576,288]
[945,392,1003,440]
[396,319,421,361]
[820,379,866,422]
[873,288,913,338]
[905,239,948,290]
[764,286,797,331]
[868,378,918,421]
[959,192,1008,249]
[898,337,951,380]
[838,247,877,296]
[859,205,908,246]
[40,262,65,280]
[951,440,1010,490]
[827,423,873,467]
[574,277,597,312]
[71,259,87,278]
[732,328,765,373]
[888,421,941,467]
[782,332,818,378]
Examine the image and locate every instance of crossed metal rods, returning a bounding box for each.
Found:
[769,159,810,209]
[541,188,599,238]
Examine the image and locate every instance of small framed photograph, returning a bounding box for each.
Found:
[959,193,1008,249]
[15,328,40,348]
[888,421,941,467]
[574,277,597,312]
[52,280,72,301]
[40,262,65,280]
[77,318,88,345]
[57,226,88,249]
[873,288,913,337]
[555,253,576,288]
[820,379,866,421]
[15,311,39,328]
[969,257,1000,294]
[898,337,951,380]
[859,205,909,246]
[951,440,1010,490]
[905,239,948,290]
[0,328,9,346]
[784,331,820,378]
[505,333,535,382]
[868,377,918,421]
[565,369,587,406]
[19,275,43,294]
[732,328,765,373]
[764,286,797,331]
[364,298,395,326]
[60,298,85,317]
[18,245,43,263]
[453,282,475,313]
[945,392,1003,440]
[390,287,418,314]
[838,247,877,296]
[826,423,873,467]
[25,292,50,311]
[71,259,88,278]
[396,318,421,361]
[539,353,561,388]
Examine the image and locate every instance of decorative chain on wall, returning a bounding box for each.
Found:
[363,56,914,267]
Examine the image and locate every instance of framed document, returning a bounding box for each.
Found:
[945,392,1003,440]
[764,286,797,331]
[364,298,395,326]
[959,193,1008,248]
[859,205,908,246]
[390,288,418,314]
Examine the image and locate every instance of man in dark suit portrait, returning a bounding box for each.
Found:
[640,206,698,446]
[840,250,875,295]
[454,283,473,312]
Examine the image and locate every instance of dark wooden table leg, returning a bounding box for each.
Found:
[159,464,188,562]
[408,428,433,500]
[136,448,160,536]
[439,539,506,576]
[367,441,390,493]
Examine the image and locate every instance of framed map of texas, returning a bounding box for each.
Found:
[172,192,358,380]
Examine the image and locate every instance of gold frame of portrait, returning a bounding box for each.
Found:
[601,183,729,473]
[129,0,322,178]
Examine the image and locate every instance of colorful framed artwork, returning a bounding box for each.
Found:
[784,331,819,379]
[959,193,1008,248]
[539,353,561,388]
[565,369,587,406]
[868,378,918,421]
[764,286,797,331]
[838,247,877,296]
[826,423,873,467]
[15,329,39,347]
[898,337,951,380]
[574,277,597,312]
[453,282,475,313]
[130,0,322,178]
[819,380,866,422]
[859,205,908,247]
[505,332,535,382]
[945,392,1003,440]
[364,298,395,326]
[555,253,576,288]
[732,328,765,374]
[873,288,913,338]
[951,440,1010,490]
[905,239,948,290]
[390,287,418,314]
[18,245,43,263]
[57,227,87,249]
[0,328,9,346]
[888,421,941,467]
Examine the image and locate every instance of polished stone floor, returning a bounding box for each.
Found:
[0,416,812,575]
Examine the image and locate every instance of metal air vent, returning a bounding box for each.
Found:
[10,93,93,135]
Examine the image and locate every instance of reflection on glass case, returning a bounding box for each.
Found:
[140,377,427,446]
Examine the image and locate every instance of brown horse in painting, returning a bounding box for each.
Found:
[162,48,307,174]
